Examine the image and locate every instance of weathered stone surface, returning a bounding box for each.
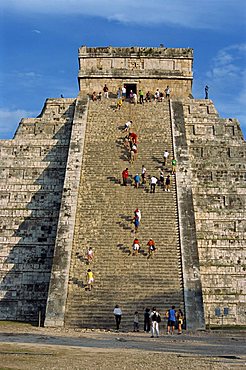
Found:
[44,96,89,327]
[0,98,75,323]
[182,99,246,326]
[78,46,193,98]
[170,100,205,330]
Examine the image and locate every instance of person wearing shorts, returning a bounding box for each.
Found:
[87,269,94,291]
[166,305,176,334]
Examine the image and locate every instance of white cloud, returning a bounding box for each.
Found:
[32,29,41,34]
[0,108,37,139]
[1,0,245,29]
[207,44,246,82]
[205,44,246,136]
[14,71,42,79]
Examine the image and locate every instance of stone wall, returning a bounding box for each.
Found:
[0,98,75,323]
[45,96,89,327]
[181,99,246,326]
[78,46,193,98]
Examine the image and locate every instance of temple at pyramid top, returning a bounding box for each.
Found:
[78,45,193,98]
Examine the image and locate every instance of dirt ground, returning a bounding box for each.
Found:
[0,323,245,370]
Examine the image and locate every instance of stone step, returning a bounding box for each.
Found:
[64,99,183,328]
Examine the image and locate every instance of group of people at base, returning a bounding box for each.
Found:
[113,305,184,336]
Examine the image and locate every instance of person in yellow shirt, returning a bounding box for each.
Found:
[117,98,123,110]
[87,269,94,291]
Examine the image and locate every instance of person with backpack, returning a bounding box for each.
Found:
[150,307,161,338]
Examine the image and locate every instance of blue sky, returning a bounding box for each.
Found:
[0,0,246,139]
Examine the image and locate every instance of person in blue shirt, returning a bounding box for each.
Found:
[166,305,177,334]
[134,173,141,188]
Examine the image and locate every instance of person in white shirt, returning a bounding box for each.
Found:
[155,89,160,101]
[123,120,132,132]
[150,176,158,193]
[141,165,147,184]
[165,85,171,99]
[113,305,122,330]
[134,208,141,222]
[150,307,161,338]
[122,85,126,100]
[163,150,169,166]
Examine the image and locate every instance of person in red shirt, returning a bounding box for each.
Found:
[147,239,156,259]
[129,132,138,144]
[132,238,140,256]
[122,168,129,186]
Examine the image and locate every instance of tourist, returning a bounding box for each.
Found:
[87,269,94,291]
[139,89,144,104]
[103,84,109,98]
[129,132,138,144]
[123,120,132,132]
[117,98,123,110]
[133,215,140,233]
[147,239,156,259]
[133,311,139,332]
[144,308,151,333]
[165,85,171,99]
[124,135,131,150]
[113,304,122,330]
[97,92,102,101]
[150,175,158,193]
[150,307,161,338]
[159,169,164,188]
[130,148,135,164]
[132,238,140,255]
[133,92,138,105]
[177,309,184,334]
[92,91,97,101]
[154,89,160,101]
[134,208,141,222]
[165,175,171,192]
[172,158,177,175]
[134,173,141,188]
[132,143,138,161]
[122,168,129,186]
[141,165,147,184]
[163,150,169,166]
[129,90,134,103]
[117,87,121,99]
[122,85,126,100]
[145,91,151,102]
[87,247,94,263]
[205,85,209,99]
[166,305,177,334]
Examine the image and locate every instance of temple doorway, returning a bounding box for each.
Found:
[124,83,137,98]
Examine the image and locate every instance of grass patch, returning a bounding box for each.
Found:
[0,321,34,328]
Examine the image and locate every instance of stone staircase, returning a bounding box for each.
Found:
[0,98,75,322]
[65,99,184,329]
